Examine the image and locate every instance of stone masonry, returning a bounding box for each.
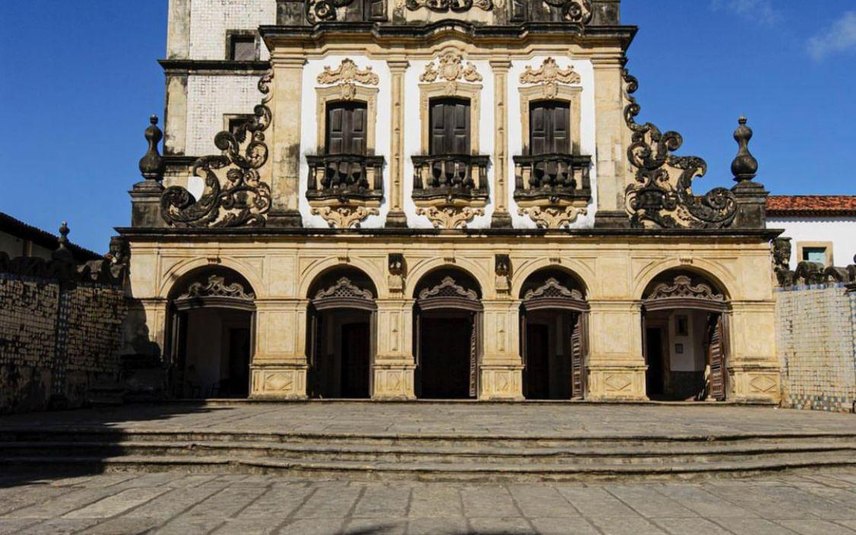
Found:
[776,284,856,412]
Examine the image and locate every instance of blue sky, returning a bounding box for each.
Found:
[1,1,854,252]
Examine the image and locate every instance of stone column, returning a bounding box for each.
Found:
[268,55,305,227]
[385,60,409,228]
[727,301,781,403]
[490,60,513,228]
[591,54,630,229]
[479,300,523,400]
[250,298,309,399]
[586,299,647,400]
[372,298,416,399]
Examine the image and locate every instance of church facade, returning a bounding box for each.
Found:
[122,0,781,402]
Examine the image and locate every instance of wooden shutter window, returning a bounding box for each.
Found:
[325,101,368,155]
[429,98,471,155]
[529,101,570,155]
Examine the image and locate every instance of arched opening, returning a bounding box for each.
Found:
[641,269,730,402]
[413,268,482,399]
[519,269,588,400]
[167,267,256,399]
[307,267,377,399]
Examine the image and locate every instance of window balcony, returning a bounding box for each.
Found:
[513,153,593,228]
[305,154,385,228]
[411,154,490,203]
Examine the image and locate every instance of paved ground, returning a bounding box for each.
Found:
[1,402,855,437]
[2,471,856,534]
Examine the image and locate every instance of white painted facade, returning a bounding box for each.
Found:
[187,0,275,60]
[767,217,856,268]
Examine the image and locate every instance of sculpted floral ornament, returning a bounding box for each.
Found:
[179,275,255,301]
[518,205,587,229]
[418,276,479,302]
[406,0,493,12]
[161,71,273,228]
[317,59,380,99]
[543,0,592,24]
[306,0,355,22]
[523,277,584,302]
[314,277,375,301]
[646,275,724,302]
[623,65,737,229]
[311,205,379,228]
[520,57,581,98]
[420,52,483,89]
[417,206,484,229]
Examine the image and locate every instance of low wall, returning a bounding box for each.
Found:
[776,284,856,412]
[0,255,127,414]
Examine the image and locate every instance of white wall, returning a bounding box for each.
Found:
[188,0,276,60]
[668,310,707,373]
[767,217,856,268]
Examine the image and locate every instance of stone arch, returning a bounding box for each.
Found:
[405,257,491,299]
[510,259,594,300]
[633,259,734,302]
[298,257,385,300]
[159,257,265,300]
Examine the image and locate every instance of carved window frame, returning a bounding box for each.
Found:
[519,85,582,156]
[315,85,379,156]
[796,241,834,267]
[419,83,482,156]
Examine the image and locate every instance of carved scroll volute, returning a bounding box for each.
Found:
[543,0,593,24]
[519,57,581,98]
[161,71,274,228]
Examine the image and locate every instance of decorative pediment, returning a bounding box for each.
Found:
[420,52,482,85]
[317,59,379,86]
[314,277,375,301]
[179,275,255,301]
[520,57,581,98]
[418,276,479,301]
[406,0,493,13]
[523,277,584,302]
[646,275,723,302]
[623,67,737,229]
[161,71,273,228]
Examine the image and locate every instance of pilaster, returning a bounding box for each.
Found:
[586,299,647,400]
[268,55,305,227]
[373,298,416,399]
[490,59,512,228]
[479,299,523,400]
[250,298,309,399]
[727,300,780,403]
[386,59,409,227]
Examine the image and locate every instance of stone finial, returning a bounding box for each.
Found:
[138,115,164,182]
[731,116,758,183]
[52,221,74,263]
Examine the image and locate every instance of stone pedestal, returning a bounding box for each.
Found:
[249,299,309,399]
[372,298,415,399]
[130,183,165,228]
[373,362,415,400]
[251,364,308,400]
[479,300,524,400]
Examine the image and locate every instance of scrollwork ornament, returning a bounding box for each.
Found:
[542,0,592,24]
[306,0,355,22]
[518,205,586,229]
[406,0,493,13]
[417,206,483,229]
[161,71,274,228]
[622,64,737,229]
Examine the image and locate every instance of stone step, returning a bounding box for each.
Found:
[2,453,856,482]
[2,440,855,466]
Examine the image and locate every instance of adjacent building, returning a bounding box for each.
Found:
[766,195,856,269]
[119,0,782,403]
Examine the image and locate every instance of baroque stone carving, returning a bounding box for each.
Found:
[519,57,581,98]
[646,275,723,302]
[388,253,406,293]
[311,205,379,228]
[420,52,482,85]
[772,238,794,287]
[180,275,255,301]
[161,71,273,228]
[518,205,587,229]
[543,0,592,24]
[523,277,584,302]
[622,66,738,229]
[306,0,356,22]
[314,277,375,301]
[417,206,484,229]
[418,276,479,301]
[317,59,379,86]
[406,0,492,12]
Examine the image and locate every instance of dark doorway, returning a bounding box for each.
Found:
[225,327,251,397]
[525,323,550,399]
[341,322,371,398]
[419,314,475,399]
[645,327,665,399]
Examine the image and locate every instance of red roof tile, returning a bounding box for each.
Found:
[766,196,856,217]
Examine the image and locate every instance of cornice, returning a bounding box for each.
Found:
[159,59,271,75]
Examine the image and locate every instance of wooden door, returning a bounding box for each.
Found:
[525,323,550,399]
[706,314,727,401]
[529,101,570,155]
[326,102,367,155]
[430,98,470,155]
[341,322,370,398]
[645,327,665,398]
[570,313,585,399]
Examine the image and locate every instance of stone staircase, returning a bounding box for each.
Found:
[2,428,855,481]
